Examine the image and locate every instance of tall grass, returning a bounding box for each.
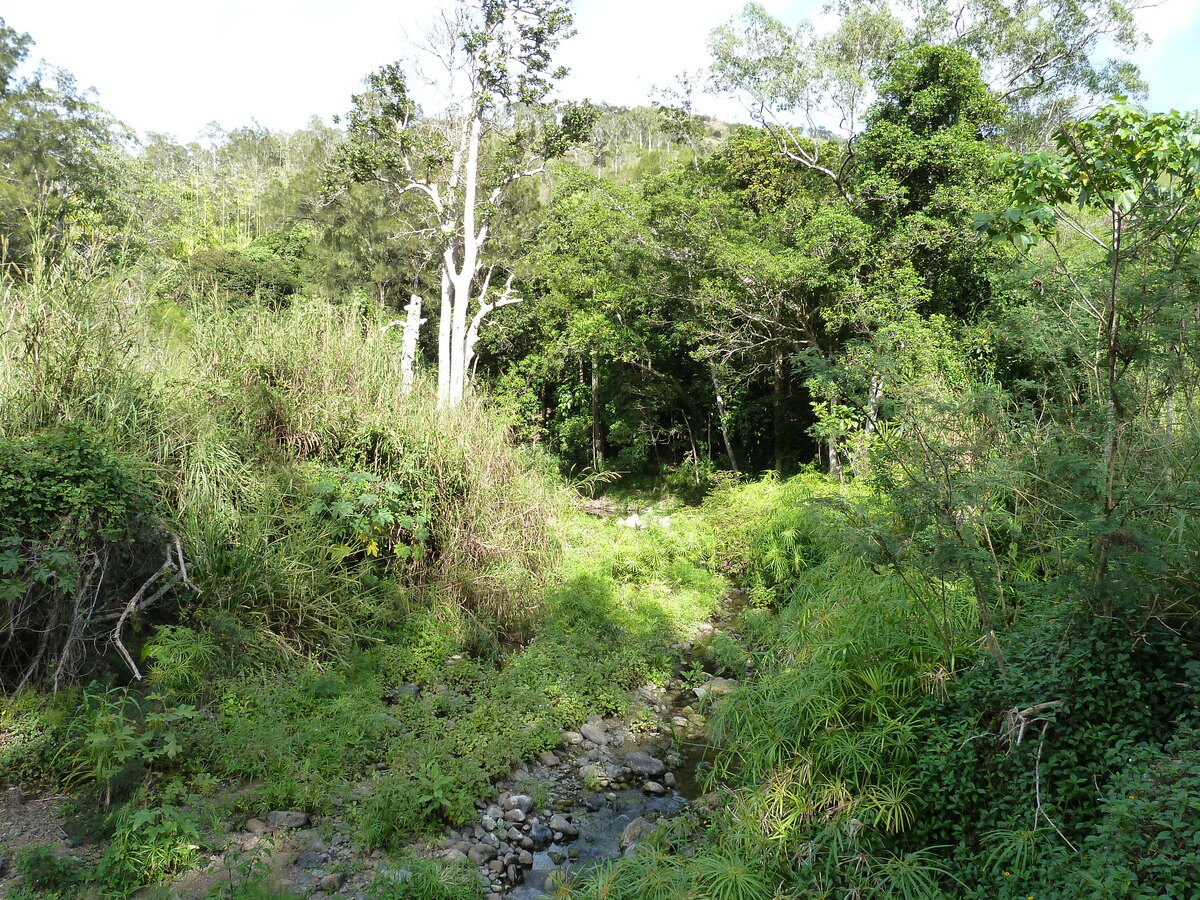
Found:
[1,244,563,660]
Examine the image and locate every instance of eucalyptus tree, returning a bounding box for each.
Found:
[327,0,595,407]
[0,17,129,265]
[708,0,1146,162]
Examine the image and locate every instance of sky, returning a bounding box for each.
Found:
[3,0,1198,144]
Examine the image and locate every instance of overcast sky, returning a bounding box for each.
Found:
[3,0,1198,143]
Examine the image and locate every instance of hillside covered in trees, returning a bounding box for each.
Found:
[2,1,1199,898]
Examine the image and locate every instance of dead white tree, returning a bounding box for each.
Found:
[328,0,594,407]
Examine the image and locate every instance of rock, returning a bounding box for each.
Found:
[704,677,739,696]
[579,763,604,784]
[443,849,469,863]
[672,716,690,728]
[481,815,497,832]
[519,850,534,866]
[506,826,523,842]
[296,850,327,869]
[663,772,677,787]
[320,872,347,891]
[486,804,504,819]
[563,731,584,745]
[246,817,268,834]
[643,781,667,795]
[468,844,498,865]
[503,793,534,814]
[580,722,608,745]
[267,810,310,829]
[582,796,603,812]
[548,849,566,865]
[529,823,553,848]
[620,816,647,851]
[482,832,500,849]
[503,808,526,823]
[506,863,521,884]
[488,859,506,874]
[537,751,560,767]
[548,814,578,837]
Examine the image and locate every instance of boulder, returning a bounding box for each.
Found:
[503,793,534,814]
[580,722,608,745]
[548,814,578,837]
[468,844,498,865]
[529,823,553,848]
[620,816,646,851]
[320,872,346,891]
[267,810,310,829]
[625,750,667,776]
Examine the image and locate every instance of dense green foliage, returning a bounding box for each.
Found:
[1,2,1197,897]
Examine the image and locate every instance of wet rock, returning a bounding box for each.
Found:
[620,816,647,851]
[267,810,310,829]
[548,814,578,837]
[642,781,667,795]
[548,849,566,865]
[624,750,667,776]
[529,823,553,848]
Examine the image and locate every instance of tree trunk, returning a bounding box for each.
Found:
[773,348,786,473]
[400,293,425,394]
[590,353,604,469]
[709,361,739,475]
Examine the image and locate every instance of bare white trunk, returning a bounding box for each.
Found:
[400,293,425,394]
[437,261,453,408]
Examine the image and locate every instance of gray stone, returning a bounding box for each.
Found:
[620,816,646,851]
[246,818,268,834]
[267,810,311,829]
[642,781,667,795]
[486,804,504,819]
[537,751,560,767]
[518,849,534,866]
[529,823,553,848]
[503,808,526,823]
[488,859,505,874]
[563,731,584,745]
[548,814,578,837]
[580,722,608,745]
[443,849,469,863]
[468,844,497,865]
[504,793,534,814]
[482,831,500,848]
[481,815,497,832]
[664,771,677,787]
[506,826,523,842]
[704,677,739,696]
[320,872,346,891]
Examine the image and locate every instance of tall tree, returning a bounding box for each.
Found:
[327,0,594,407]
